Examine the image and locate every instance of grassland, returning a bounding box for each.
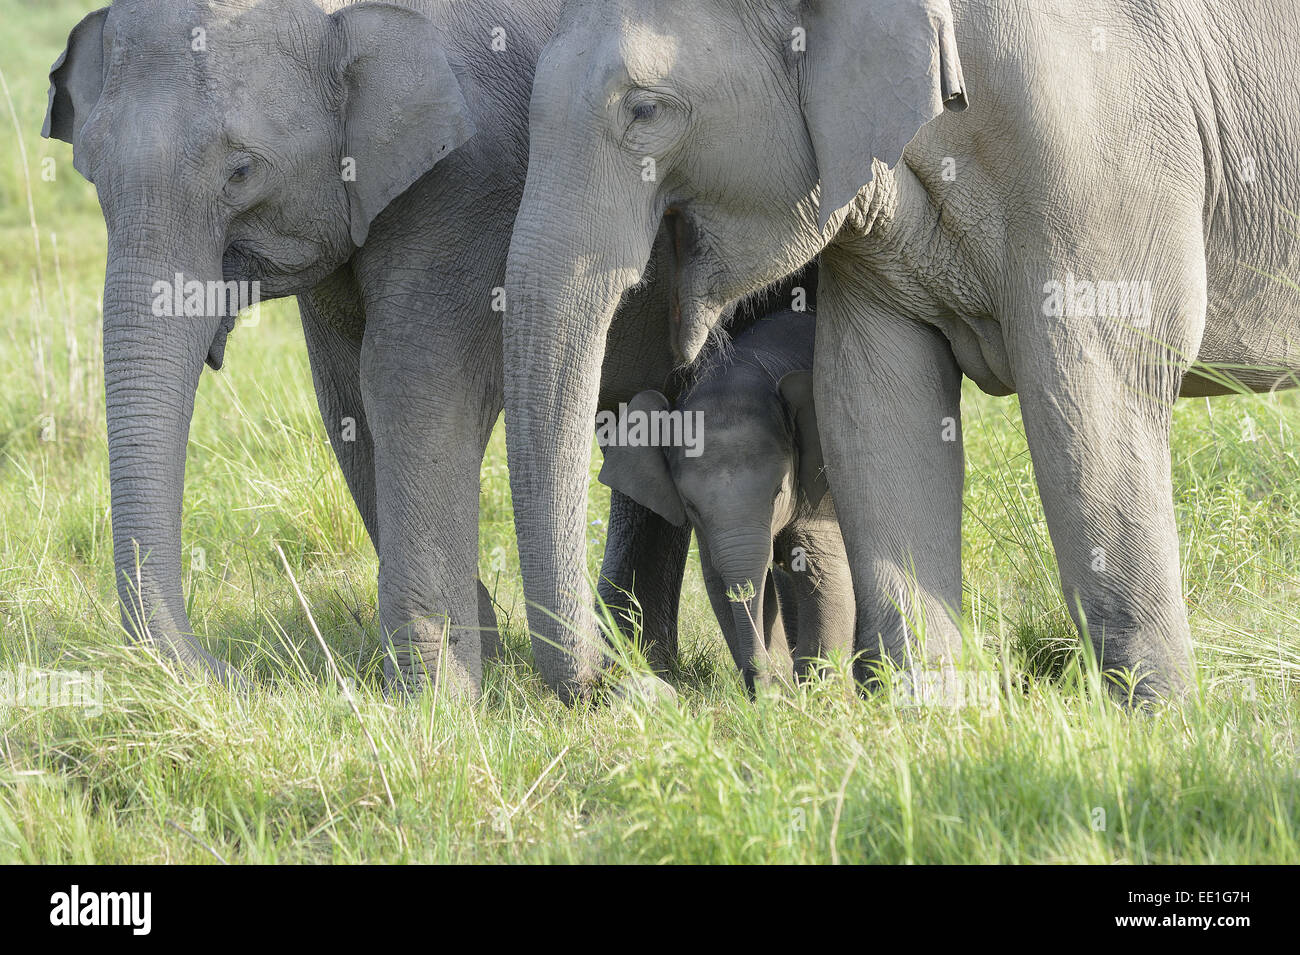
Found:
[0,0,1297,863]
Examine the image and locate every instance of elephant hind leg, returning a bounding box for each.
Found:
[1007,228,1206,701]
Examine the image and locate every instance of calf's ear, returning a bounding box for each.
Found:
[778,371,829,509]
[597,391,687,527]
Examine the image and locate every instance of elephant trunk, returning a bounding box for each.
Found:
[709,527,779,692]
[503,203,652,701]
[102,236,227,679]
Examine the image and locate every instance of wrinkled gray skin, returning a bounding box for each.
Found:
[505,0,1300,701]
[600,312,854,691]
[43,0,700,695]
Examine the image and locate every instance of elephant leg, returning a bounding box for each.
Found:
[300,278,377,542]
[771,565,799,656]
[596,490,691,671]
[778,522,855,681]
[1008,251,1203,701]
[479,578,502,662]
[360,309,502,697]
[760,571,795,682]
[301,282,503,670]
[815,252,965,687]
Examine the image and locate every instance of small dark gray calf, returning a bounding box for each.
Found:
[601,312,855,691]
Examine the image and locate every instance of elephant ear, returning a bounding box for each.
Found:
[800,0,968,231]
[332,2,476,246]
[42,6,109,181]
[597,391,687,527]
[778,371,829,509]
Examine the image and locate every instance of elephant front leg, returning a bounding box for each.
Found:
[815,260,965,687]
[776,521,856,681]
[360,329,500,698]
[302,287,502,668]
[596,490,691,671]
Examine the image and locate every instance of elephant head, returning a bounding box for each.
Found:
[503,0,966,696]
[598,367,827,689]
[44,0,473,678]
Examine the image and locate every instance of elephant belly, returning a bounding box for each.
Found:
[1189,254,1300,396]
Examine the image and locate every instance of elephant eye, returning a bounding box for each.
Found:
[631,102,658,123]
[226,153,256,186]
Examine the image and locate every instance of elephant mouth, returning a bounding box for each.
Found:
[201,245,261,372]
[663,208,690,337]
[222,242,263,285]
[664,208,724,365]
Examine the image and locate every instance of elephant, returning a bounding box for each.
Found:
[42,0,710,696]
[502,0,1300,702]
[599,310,855,690]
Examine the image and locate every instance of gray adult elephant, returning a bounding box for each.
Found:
[43,0,697,695]
[504,0,1300,701]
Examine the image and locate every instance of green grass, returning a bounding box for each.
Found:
[1,0,1298,863]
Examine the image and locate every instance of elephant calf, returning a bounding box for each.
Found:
[600,311,854,691]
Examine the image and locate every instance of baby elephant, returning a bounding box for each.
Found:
[600,311,854,690]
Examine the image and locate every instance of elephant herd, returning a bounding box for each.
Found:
[43,0,1300,704]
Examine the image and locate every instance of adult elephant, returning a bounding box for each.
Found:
[43,0,700,695]
[504,0,1300,701]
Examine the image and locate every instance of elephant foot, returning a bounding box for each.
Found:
[1099,652,1195,707]
[606,672,678,709]
[204,654,248,691]
[639,630,678,675]
[382,637,482,701]
[385,664,481,700]
[592,608,674,675]
[136,630,246,690]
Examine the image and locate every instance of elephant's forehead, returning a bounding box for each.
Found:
[103,0,329,90]
[109,0,249,31]
[617,19,682,84]
[608,5,768,91]
[107,0,323,49]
